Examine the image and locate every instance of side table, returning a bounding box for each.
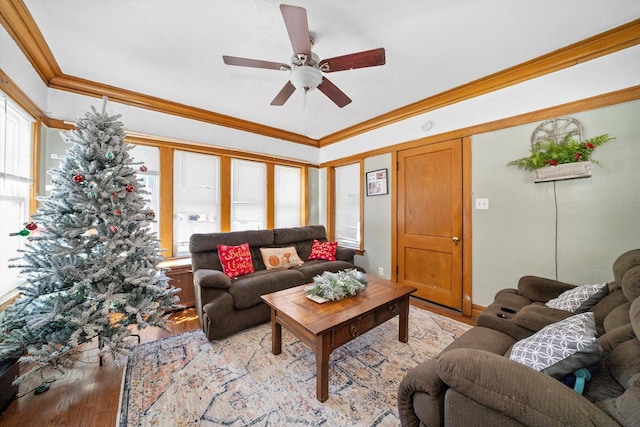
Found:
[160,257,195,309]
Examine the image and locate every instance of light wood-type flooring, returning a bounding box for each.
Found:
[0,299,474,426]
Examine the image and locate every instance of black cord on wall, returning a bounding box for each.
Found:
[553,180,559,281]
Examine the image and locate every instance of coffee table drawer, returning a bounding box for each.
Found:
[332,312,376,347]
[375,300,403,324]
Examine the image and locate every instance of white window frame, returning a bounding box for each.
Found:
[274,165,302,229]
[231,159,266,231]
[0,92,34,302]
[334,163,361,250]
[173,150,220,255]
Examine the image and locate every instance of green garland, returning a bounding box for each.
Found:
[305,269,368,301]
[507,134,614,171]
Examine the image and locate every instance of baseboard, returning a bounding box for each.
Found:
[471,303,486,319]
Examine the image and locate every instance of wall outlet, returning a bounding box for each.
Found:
[475,198,489,210]
[378,267,384,276]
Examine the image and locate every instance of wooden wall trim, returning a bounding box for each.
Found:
[0,2,316,146]
[358,159,365,252]
[266,163,275,230]
[390,150,398,281]
[29,119,40,214]
[2,0,637,151]
[318,19,640,147]
[320,85,640,168]
[158,147,174,256]
[0,0,60,82]
[220,156,231,232]
[48,74,319,147]
[461,136,473,317]
[124,132,316,168]
[0,69,46,119]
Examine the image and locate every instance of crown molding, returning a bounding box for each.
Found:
[0,68,46,119]
[2,1,638,149]
[318,18,640,147]
[0,0,318,147]
[319,85,640,168]
[47,74,319,147]
[0,0,60,82]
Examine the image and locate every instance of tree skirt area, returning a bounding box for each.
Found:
[117,306,469,426]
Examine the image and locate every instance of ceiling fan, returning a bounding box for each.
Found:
[222,4,386,108]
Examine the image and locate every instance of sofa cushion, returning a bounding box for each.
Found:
[259,246,304,270]
[217,243,254,278]
[439,326,516,357]
[509,312,601,378]
[273,225,326,246]
[307,239,337,261]
[621,265,640,303]
[295,260,356,282]
[190,229,274,271]
[228,269,306,309]
[593,287,628,335]
[545,283,608,313]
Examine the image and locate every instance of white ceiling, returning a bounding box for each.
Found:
[22,0,640,140]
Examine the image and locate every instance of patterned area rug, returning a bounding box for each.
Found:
[118,306,469,426]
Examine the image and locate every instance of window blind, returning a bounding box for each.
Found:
[1,93,33,183]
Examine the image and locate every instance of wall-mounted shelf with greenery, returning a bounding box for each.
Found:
[507,133,614,182]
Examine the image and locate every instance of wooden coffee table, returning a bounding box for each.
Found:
[261,274,416,402]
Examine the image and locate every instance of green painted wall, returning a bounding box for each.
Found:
[472,99,640,306]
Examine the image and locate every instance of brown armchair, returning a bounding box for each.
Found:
[398,249,640,427]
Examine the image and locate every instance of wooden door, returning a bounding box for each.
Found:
[397,139,463,310]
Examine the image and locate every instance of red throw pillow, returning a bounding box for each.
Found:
[307,239,338,261]
[217,243,254,278]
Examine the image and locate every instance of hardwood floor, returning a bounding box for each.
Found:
[0,299,475,427]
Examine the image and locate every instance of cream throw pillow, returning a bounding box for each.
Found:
[260,246,304,270]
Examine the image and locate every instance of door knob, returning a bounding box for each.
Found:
[452,237,460,245]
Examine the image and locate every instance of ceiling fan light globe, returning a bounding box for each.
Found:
[289,65,322,92]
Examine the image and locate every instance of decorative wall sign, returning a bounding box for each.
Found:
[366,168,388,196]
[507,116,614,182]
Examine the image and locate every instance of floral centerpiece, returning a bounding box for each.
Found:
[507,134,614,170]
[305,269,368,302]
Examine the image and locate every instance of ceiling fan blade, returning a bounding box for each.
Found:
[223,55,289,70]
[317,77,352,108]
[320,48,386,72]
[280,4,311,59]
[270,81,297,106]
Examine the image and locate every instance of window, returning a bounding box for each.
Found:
[334,163,361,249]
[173,151,220,255]
[129,145,160,236]
[231,159,266,231]
[274,165,301,228]
[1,92,34,299]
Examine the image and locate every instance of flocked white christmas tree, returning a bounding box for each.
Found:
[0,98,179,388]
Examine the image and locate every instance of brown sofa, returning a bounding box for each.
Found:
[398,248,640,427]
[190,225,362,340]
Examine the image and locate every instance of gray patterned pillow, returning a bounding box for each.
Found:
[545,283,608,313]
[509,312,601,378]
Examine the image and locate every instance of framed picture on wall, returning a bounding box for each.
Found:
[366,168,388,196]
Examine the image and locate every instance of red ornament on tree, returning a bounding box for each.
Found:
[25,222,38,231]
[110,225,119,233]
[125,185,135,193]
[72,174,85,183]
[140,165,148,172]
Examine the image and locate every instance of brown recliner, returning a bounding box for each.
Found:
[398,248,640,427]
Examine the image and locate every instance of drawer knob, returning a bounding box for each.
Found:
[388,303,398,312]
[349,323,360,337]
